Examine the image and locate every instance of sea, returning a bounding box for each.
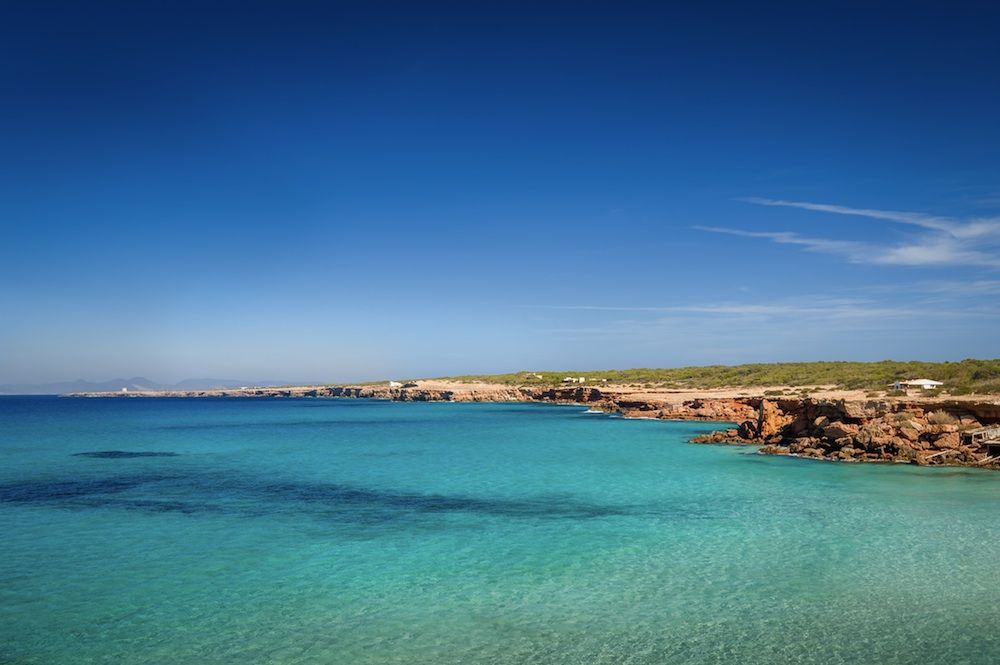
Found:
[1,396,998,664]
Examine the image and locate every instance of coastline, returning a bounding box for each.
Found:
[68,380,1000,470]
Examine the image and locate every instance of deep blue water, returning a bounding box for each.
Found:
[1,396,999,664]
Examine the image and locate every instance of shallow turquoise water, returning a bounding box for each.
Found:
[1,396,999,664]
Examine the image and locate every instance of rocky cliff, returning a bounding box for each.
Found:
[693,398,1000,468]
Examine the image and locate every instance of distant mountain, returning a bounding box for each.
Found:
[170,378,247,390]
[166,378,294,390]
[0,377,291,395]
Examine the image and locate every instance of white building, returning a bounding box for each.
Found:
[890,379,944,391]
[388,381,403,388]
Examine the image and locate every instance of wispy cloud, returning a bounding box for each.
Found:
[693,226,868,259]
[524,296,967,320]
[741,197,959,233]
[527,298,999,355]
[702,198,1000,268]
[913,279,1000,295]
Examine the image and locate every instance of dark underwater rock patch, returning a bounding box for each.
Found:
[0,468,645,522]
[0,473,185,503]
[73,451,179,458]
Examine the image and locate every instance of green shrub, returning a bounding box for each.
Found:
[437,359,1000,393]
[927,410,957,425]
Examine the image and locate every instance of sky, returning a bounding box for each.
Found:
[2,1,999,384]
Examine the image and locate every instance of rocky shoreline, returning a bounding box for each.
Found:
[70,383,1000,469]
[69,383,759,421]
[688,397,1000,468]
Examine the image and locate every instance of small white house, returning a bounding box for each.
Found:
[890,379,944,391]
[388,381,403,388]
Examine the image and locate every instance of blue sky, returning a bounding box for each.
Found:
[2,1,999,384]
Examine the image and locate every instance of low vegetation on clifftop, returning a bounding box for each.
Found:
[441,359,1000,394]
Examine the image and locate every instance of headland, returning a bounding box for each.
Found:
[69,369,1000,469]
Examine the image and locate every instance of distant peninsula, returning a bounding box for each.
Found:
[65,360,1000,470]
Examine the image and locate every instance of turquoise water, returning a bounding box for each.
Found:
[1,397,999,664]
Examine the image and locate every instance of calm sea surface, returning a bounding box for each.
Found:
[1,396,999,664]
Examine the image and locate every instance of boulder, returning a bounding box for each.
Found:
[870,434,895,448]
[842,401,870,419]
[738,420,759,439]
[756,399,790,438]
[789,437,818,453]
[789,415,811,435]
[933,432,961,449]
[925,423,959,436]
[823,421,860,440]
